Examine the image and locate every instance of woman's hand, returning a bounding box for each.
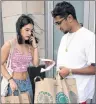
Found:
[29,36,37,48]
[9,79,18,92]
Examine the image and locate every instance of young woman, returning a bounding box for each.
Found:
[1,14,39,103]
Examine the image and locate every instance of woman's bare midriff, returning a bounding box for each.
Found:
[12,71,28,80]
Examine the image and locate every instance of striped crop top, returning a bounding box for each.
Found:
[11,47,32,72]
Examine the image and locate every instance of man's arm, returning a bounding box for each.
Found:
[59,65,96,77]
[72,65,96,75]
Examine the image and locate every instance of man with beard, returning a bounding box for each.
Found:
[51,1,95,104]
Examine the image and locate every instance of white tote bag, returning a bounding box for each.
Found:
[1,40,15,96]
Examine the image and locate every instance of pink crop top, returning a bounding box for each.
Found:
[11,47,32,72]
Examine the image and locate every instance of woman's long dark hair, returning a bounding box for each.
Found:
[16,14,38,45]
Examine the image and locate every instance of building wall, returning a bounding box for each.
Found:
[2,1,45,58]
[2,1,23,41]
[26,1,45,58]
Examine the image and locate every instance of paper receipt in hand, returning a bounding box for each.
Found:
[40,58,55,73]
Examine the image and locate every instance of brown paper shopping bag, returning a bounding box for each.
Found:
[1,94,21,103]
[34,76,56,103]
[65,78,78,103]
[55,76,70,103]
[55,76,78,103]
[20,92,31,103]
[1,89,31,104]
[34,75,78,104]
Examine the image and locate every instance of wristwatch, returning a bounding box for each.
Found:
[69,69,73,76]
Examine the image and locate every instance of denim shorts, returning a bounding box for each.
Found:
[7,77,33,103]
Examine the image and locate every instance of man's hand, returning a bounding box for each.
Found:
[59,66,70,77]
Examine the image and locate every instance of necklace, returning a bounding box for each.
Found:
[65,32,76,52]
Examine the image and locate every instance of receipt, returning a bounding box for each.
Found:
[40,58,55,73]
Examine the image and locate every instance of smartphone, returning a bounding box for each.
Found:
[29,33,39,44]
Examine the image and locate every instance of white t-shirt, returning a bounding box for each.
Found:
[57,27,95,103]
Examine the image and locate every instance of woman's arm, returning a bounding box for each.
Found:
[31,46,39,67]
[1,41,12,80]
[1,40,18,91]
[29,36,39,67]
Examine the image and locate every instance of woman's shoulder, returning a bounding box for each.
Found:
[1,40,11,54]
[3,38,16,48]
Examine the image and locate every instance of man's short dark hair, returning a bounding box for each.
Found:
[51,1,77,20]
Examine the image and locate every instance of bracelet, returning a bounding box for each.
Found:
[8,77,13,82]
[33,45,38,49]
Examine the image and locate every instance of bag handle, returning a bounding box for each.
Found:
[11,87,21,96]
[56,71,72,101]
[6,40,12,69]
[6,39,16,69]
[56,71,70,89]
[34,76,43,83]
[11,88,22,103]
[56,71,69,86]
[55,71,62,80]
